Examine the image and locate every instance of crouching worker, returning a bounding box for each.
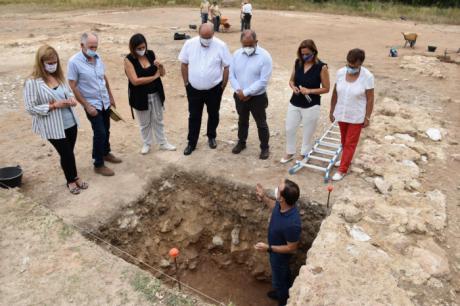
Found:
[254,179,301,306]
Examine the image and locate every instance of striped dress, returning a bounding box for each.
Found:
[23,78,80,140]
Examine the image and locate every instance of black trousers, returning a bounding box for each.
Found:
[186,83,223,148]
[243,13,252,30]
[86,108,111,167]
[234,92,270,150]
[48,125,78,184]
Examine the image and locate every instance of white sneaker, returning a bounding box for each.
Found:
[332,172,345,181]
[159,143,176,151]
[334,160,341,167]
[140,144,150,155]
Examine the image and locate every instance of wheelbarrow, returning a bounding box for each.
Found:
[220,16,231,32]
[402,32,418,48]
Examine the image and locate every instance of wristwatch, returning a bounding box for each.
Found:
[267,245,273,253]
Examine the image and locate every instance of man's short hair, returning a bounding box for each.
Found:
[347,48,365,64]
[240,30,257,41]
[281,179,300,206]
[81,32,99,46]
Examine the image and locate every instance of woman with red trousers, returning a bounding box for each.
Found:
[329,48,374,181]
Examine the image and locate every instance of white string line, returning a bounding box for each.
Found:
[60,216,226,306]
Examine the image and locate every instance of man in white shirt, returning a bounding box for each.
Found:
[229,30,272,160]
[242,0,253,30]
[178,23,231,156]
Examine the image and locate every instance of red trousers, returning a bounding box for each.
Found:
[338,121,363,174]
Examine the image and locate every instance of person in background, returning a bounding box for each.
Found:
[68,32,122,177]
[229,30,272,160]
[240,1,244,32]
[255,179,302,306]
[24,45,88,194]
[124,33,176,155]
[209,1,222,32]
[178,23,231,156]
[242,0,253,30]
[200,0,210,24]
[281,39,330,164]
[329,48,374,181]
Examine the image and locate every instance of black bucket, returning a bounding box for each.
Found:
[428,45,437,52]
[0,166,23,188]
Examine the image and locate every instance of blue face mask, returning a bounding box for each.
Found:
[347,66,360,74]
[86,49,97,58]
[302,54,314,62]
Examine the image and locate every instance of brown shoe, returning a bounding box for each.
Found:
[103,153,122,164]
[94,166,115,176]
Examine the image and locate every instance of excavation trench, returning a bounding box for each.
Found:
[94,169,327,306]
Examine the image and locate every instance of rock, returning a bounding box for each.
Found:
[159,180,174,191]
[406,217,427,234]
[427,277,444,288]
[401,160,420,177]
[212,235,224,247]
[160,220,173,233]
[348,225,371,242]
[231,225,241,245]
[407,180,421,191]
[374,177,392,195]
[340,205,363,223]
[160,259,170,268]
[411,238,450,277]
[394,133,415,142]
[426,128,442,141]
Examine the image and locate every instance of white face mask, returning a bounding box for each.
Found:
[243,47,255,56]
[136,49,146,57]
[274,187,280,201]
[44,63,57,73]
[200,37,213,47]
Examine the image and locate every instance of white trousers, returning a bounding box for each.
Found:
[134,93,167,146]
[285,104,320,155]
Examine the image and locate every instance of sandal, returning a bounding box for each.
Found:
[67,183,81,195]
[75,178,89,190]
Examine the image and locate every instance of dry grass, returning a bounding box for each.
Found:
[0,0,459,25]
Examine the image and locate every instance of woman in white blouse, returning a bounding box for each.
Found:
[23,45,88,194]
[329,48,374,181]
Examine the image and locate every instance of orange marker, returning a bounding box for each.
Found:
[327,185,334,192]
[169,247,179,258]
[326,185,333,208]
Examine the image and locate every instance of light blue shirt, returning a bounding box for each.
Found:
[229,46,272,97]
[53,84,76,129]
[67,51,111,110]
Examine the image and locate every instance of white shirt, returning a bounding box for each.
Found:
[242,3,252,14]
[230,46,272,96]
[333,66,374,124]
[178,36,231,90]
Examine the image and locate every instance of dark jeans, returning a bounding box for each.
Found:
[234,92,269,150]
[201,12,208,24]
[86,108,111,167]
[270,253,292,306]
[213,16,221,32]
[243,13,252,30]
[48,125,78,184]
[186,83,223,148]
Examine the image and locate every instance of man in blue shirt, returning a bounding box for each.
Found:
[255,179,301,306]
[68,32,122,176]
[229,30,272,160]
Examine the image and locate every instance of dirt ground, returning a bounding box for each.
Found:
[0,4,459,306]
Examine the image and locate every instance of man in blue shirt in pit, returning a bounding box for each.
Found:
[229,29,272,160]
[255,179,301,306]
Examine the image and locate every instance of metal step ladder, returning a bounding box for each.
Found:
[288,122,342,183]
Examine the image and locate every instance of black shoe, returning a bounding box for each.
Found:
[232,142,246,154]
[260,148,270,160]
[183,144,195,156]
[267,290,279,301]
[208,138,217,149]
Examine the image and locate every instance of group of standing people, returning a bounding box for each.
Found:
[23,20,373,306]
[200,0,253,32]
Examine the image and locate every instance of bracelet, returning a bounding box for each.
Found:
[267,245,273,253]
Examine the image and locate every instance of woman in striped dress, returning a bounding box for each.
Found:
[23,45,88,194]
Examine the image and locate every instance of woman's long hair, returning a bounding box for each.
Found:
[31,45,65,83]
[129,33,148,58]
[296,39,319,68]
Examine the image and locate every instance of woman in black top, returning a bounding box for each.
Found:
[124,33,176,155]
[281,39,330,163]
